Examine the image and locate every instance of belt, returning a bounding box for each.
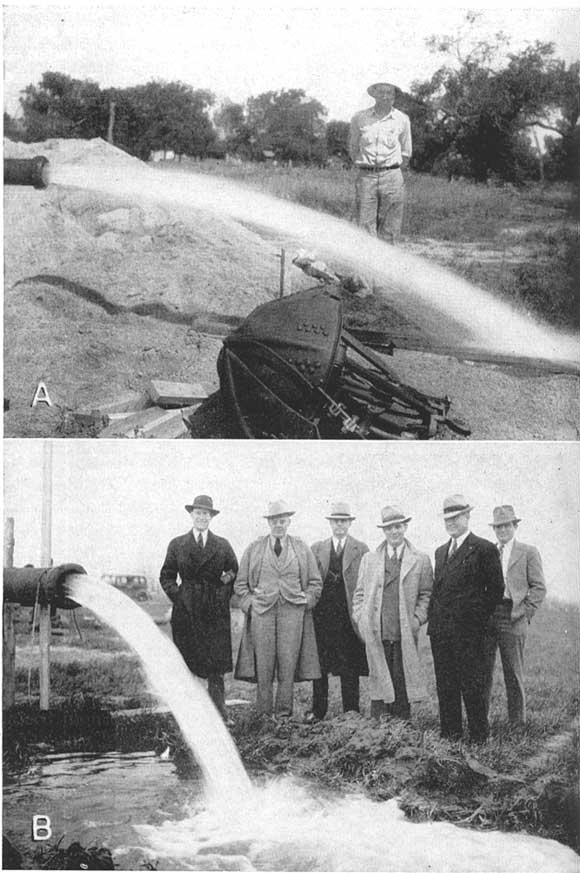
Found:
[358,163,401,172]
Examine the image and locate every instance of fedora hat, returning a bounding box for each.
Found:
[263,500,295,519]
[377,505,412,528]
[185,494,219,516]
[367,80,397,97]
[442,494,473,520]
[326,501,355,520]
[490,505,521,527]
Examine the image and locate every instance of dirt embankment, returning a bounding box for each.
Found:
[4,138,579,439]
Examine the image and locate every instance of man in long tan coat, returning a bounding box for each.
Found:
[234,500,322,718]
[352,505,433,719]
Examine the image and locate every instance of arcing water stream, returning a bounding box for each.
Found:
[50,160,579,366]
[64,575,580,872]
[64,574,251,807]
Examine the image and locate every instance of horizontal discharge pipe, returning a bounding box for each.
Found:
[4,156,50,189]
[3,564,85,608]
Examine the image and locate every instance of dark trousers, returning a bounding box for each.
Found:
[312,671,360,719]
[430,632,489,742]
[371,640,410,720]
[207,673,225,716]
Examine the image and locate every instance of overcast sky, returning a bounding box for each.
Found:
[4,5,580,120]
[3,440,579,604]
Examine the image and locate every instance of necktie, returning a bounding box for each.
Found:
[336,539,343,556]
[390,547,398,561]
[498,543,504,556]
[197,533,204,549]
[449,539,457,558]
[274,537,282,557]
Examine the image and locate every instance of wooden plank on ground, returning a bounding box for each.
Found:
[74,391,152,428]
[149,380,208,408]
[98,405,199,438]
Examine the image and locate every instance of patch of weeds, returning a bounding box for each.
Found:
[30,838,115,870]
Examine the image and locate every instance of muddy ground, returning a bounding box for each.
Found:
[4,137,579,440]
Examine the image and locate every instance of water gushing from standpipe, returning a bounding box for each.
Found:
[50,162,579,364]
[64,574,252,807]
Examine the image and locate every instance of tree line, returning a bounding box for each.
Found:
[4,28,578,184]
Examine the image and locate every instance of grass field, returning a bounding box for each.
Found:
[8,597,580,851]
[166,159,579,330]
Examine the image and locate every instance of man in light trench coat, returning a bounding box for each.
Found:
[352,505,433,719]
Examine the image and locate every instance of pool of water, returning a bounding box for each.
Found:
[3,750,196,866]
[5,751,580,872]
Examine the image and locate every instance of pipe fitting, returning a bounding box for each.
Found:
[4,156,50,189]
[3,563,86,609]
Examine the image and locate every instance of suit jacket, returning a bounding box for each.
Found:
[502,540,546,623]
[428,532,504,638]
[310,534,369,675]
[159,529,238,676]
[352,539,433,703]
[234,535,322,681]
[310,535,369,621]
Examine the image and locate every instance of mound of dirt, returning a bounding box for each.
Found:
[4,137,579,439]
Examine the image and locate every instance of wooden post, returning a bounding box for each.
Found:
[39,442,53,710]
[3,518,16,709]
[107,101,116,145]
[279,247,286,298]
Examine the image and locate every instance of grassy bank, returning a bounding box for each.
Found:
[6,599,579,852]
[166,159,579,329]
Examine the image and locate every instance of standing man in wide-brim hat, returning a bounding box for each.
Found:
[305,502,369,723]
[482,505,546,727]
[352,505,433,720]
[234,500,322,719]
[160,494,238,720]
[427,495,504,742]
[349,79,412,243]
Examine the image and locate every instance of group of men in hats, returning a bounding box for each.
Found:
[160,492,545,742]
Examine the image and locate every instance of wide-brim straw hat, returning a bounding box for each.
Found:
[185,494,219,516]
[264,500,295,519]
[442,494,473,520]
[489,505,521,527]
[326,501,355,520]
[367,80,397,97]
[377,505,412,528]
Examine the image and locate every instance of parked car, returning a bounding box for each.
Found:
[101,573,149,602]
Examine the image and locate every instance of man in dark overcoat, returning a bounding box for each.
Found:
[427,494,504,743]
[160,494,238,718]
[305,502,369,722]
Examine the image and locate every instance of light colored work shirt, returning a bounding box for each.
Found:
[349,106,412,168]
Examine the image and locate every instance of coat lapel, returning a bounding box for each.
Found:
[319,539,332,579]
[508,540,523,571]
[447,532,473,566]
[400,541,417,584]
[197,530,217,569]
[342,536,359,573]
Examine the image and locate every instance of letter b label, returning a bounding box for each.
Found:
[32,815,52,840]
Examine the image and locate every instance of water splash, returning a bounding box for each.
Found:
[136,777,580,872]
[64,574,252,807]
[50,161,579,364]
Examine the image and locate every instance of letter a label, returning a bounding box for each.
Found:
[32,815,52,840]
[31,381,52,407]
